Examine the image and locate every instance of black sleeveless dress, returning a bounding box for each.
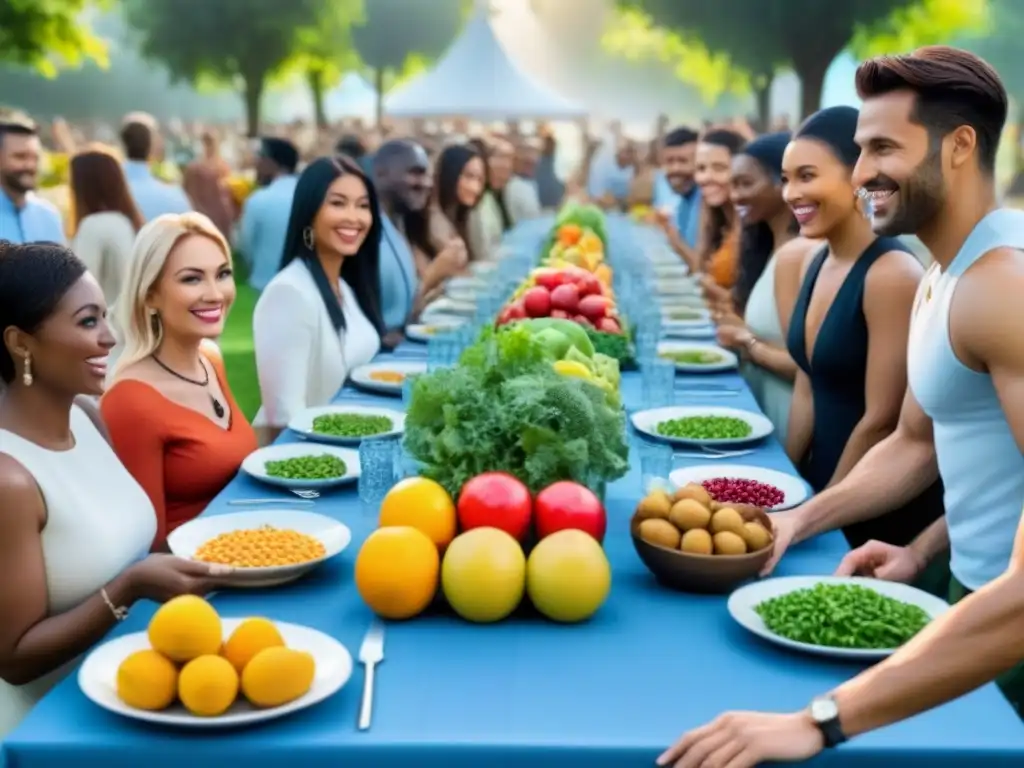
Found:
[786,237,944,549]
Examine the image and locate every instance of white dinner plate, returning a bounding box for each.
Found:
[658,341,738,373]
[287,404,405,445]
[407,319,466,343]
[631,405,774,447]
[662,324,716,340]
[422,296,476,318]
[350,361,427,396]
[78,619,353,727]
[728,576,950,661]
[656,282,700,298]
[167,509,352,588]
[241,443,360,489]
[668,464,811,511]
[658,296,707,311]
[661,307,711,324]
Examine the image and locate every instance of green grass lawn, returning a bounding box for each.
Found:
[222,282,261,421]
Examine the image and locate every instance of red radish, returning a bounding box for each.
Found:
[597,317,622,334]
[506,301,527,320]
[522,286,552,318]
[551,309,570,319]
[550,283,580,313]
[573,315,593,328]
[578,294,610,322]
[496,307,513,326]
[577,274,602,297]
[533,270,565,291]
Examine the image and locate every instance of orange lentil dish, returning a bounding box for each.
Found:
[194,525,326,568]
[368,370,405,383]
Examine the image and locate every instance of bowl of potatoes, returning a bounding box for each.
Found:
[630,482,775,593]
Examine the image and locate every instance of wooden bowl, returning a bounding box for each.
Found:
[630,504,774,594]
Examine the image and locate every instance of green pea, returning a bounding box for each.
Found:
[661,350,724,365]
[312,413,393,437]
[753,584,931,649]
[656,415,752,440]
[264,454,348,480]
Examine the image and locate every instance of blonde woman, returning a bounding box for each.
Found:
[101,213,257,550]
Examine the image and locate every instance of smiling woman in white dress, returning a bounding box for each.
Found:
[252,155,385,442]
[0,242,228,738]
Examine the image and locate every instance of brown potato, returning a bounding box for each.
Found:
[635,490,673,521]
[669,499,712,531]
[713,531,747,555]
[741,521,772,552]
[639,518,681,549]
[709,507,745,536]
[672,482,713,508]
[680,528,713,555]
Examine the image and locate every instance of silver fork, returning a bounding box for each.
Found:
[673,448,754,460]
[291,489,320,499]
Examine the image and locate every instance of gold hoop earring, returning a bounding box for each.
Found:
[303,226,315,250]
[22,354,32,387]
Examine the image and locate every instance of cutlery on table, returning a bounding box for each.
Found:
[358,619,385,731]
[229,498,316,506]
[673,449,754,460]
[291,489,320,499]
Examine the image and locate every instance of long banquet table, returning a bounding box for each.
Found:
[4,231,1024,768]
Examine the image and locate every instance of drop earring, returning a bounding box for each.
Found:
[303,226,315,249]
[22,354,32,387]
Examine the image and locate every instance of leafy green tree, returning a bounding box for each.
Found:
[615,0,985,119]
[291,0,364,128]
[351,0,470,124]
[124,0,325,135]
[0,0,109,76]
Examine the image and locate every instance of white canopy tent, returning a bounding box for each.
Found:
[325,73,378,122]
[384,0,586,120]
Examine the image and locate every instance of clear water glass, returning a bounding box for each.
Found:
[638,441,673,493]
[393,445,422,480]
[428,334,459,370]
[641,359,676,408]
[635,330,660,367]
[358,437,399,510]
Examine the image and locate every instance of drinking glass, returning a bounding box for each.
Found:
[402,374,420,407]
[427,334,459,370]
[393,445,422,480]
[635,330,660,367]
[358,437,399,512]
[637,441,673,493]
[641,359,676,408]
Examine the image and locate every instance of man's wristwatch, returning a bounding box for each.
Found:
[808,695,848,748]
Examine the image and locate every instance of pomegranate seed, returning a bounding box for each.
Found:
[701,477,785,508]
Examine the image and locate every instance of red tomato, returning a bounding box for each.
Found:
[533,270,566,291]
[534,481,606,543]
[457,472,533,541]
[522,286,552,318]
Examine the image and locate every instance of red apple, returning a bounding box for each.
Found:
[578,294,610,322]
[457,472,533,542]
[597,316,622,334]
[550,283,580,314]
[522,286,552,318]
[534,481,606,543]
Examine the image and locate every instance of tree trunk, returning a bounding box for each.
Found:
[753,78,772,132]
[243,75,264,138]
[375,66,385,128]
[307,68,327,129]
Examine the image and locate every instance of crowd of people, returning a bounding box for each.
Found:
[2,42,1024,767]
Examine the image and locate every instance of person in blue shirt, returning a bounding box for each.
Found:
[656,126,702,265]
[119,114,192,223]
[0,115,65,244]
[238,138,299,291]
[372,139,466,339]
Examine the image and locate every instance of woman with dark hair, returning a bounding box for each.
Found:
[692,128,747,286]
[707,132,814,444]
[406,143,485,268]
[468,137,520,260]
[251,155,385,439]
[0,241,227,737]
[781,106,942,550]
[69,146,145,308]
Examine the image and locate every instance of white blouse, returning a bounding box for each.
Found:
[0,405,156,737]
[72,212,136,309]
[253,259,381,428]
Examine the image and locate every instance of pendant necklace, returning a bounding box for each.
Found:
[153,355,225,419]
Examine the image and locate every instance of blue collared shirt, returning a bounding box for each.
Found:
[378,214,419,331]
[675,186,702,249]
[0,189,66,244]
[652,170,679,209]
[238,175,297,291]
[123,160,192,223]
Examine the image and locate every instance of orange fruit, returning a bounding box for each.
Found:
[378,477,457,551]
[355,527,439,620]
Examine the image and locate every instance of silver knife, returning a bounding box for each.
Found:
[358,619,385,731]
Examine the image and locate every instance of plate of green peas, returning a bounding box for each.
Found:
[241,443,361,490]
[288,405,406,445]
[728,576,950,660]
[631,406,773,447]
[657,341,739,373]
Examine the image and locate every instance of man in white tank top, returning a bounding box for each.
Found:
[658,47,1024,768]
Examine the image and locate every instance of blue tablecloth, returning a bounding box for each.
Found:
[4,341,1023,768]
